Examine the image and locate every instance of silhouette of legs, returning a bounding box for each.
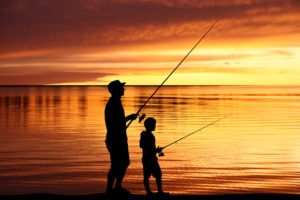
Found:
[113,163,131,195]
[106,168,115,193]
[106,145,130,194]
[156,175,162,193]
[107,165,130,194]
[115,165,127,189]
[143,176,151,194]
[156,174,169,195]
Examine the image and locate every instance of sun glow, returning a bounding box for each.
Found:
[46,46,300,85]
[1,0,300,85]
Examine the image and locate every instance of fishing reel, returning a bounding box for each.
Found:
[157,146,165,157]
[138,113,146,123]
[158,152,165,157]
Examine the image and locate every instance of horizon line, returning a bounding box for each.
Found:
[1,84,300,87]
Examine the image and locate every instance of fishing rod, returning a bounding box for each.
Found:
[126,20,219,128]
[158,116,227,156]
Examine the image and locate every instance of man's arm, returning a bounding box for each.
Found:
[125,113,138,122]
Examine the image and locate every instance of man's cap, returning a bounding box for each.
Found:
[108,80,126,93]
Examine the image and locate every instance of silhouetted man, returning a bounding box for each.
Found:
[105,80,137,194]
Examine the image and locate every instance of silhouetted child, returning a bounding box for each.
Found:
[140,117,168,196]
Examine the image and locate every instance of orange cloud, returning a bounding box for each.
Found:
[1,0,300,53]
[0,0,300,85]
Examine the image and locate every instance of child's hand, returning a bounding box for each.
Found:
[156,146,163,153]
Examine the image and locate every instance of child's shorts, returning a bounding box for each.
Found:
[142,158,162,178]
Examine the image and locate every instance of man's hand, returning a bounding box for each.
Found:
[127,113,138,121]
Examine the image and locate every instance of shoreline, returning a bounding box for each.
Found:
[1,193,300,200]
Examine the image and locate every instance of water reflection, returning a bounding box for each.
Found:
[0,86,300,195]
[78,96,87,119]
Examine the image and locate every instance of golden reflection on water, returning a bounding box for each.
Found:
[0,86,299,195]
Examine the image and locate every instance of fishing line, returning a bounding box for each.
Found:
[157,116,227,156]
[126,20,219,128]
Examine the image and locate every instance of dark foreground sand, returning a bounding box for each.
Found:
[1,193,299,200]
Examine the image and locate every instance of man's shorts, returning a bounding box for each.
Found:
[110,144,130,174]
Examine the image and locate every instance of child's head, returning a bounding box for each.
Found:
[144,117,156,131]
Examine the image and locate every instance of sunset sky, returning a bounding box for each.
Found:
[1,0,300,85]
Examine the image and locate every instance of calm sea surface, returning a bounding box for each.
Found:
[0,86,299,195]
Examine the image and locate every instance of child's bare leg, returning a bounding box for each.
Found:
[144,177,151,194]
[156,175,162,193]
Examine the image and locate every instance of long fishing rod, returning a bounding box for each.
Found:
[126,20,219,128]
[159,116,227,153]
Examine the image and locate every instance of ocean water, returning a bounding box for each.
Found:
[0,86,299,195]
